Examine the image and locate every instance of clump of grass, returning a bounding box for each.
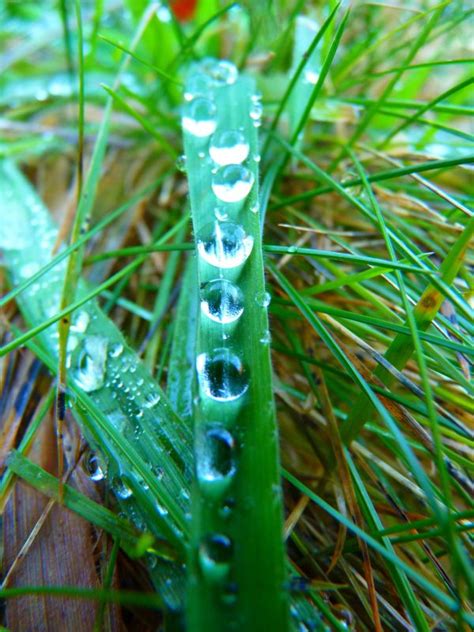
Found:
[1,1,473,631]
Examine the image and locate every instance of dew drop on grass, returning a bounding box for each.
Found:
[176,154,187,172]
[200,279,244,324]
[182,97,217,137]
[197,427,236,495]
[109,342,123,358]
[144,392,161,408]
[201,58,238,86]
[71,310,90,333]
[199,533,233,582]
[113,477,133,499]
[196,349,248,402]
[249,100,263,127]
[304,69,320,85]
[255,290,271,308]
[214,206,229,221]
[74,336,108,393]
[209,130,249,166]
[212,165,254,203]
[197,221,253,269]
[84,453,106,482]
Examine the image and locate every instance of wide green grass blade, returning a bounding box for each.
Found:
[182,60,289,632]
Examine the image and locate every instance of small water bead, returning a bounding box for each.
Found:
[176,155,187,172]
[260,330,271,345]
[196,349,248,402]
[144,392,161,408]
[201,58,238,86]
[199,533,233,582]
[249,100,263,126]
[212,165,254,203]
[184,73,212,101]
[219,497,235,519]
[84,453,106,482]
[200,279,244,324]
[249,203,259,214]
[209,130,249,166]
[304,69,320,85]
[74,336,108,393]
[109,342,123,358]
[71,310,90,333]
[182,97,217,138]
[113,477,133,499]
[197,427,236,495]
[255,290,271,308]
[197,221,253,269]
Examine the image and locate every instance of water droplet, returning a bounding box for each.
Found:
[182,97,217,137]
[71,310,90,333]
[176,155,187,172]
[73,336,108,393]
[113,477,133,499]
[260,330,271,345]
[221,582,238,605]
[209,129,249,166]
[255,290,271,308]
[249,101,263,126]
[184,73,212,101]
[304,69,320,85]
[199,533,233,582]
[84,453,106,482]
[219,497,235,519]
[145,392,161,408]
[200,279,244,324]
[109,342,123,358]
[196,349,248,402]
[197,427,236,495]
[156,2,172,22]
[197,221,254,269]
[212,165,254,203]
[250,203,259,214]
[202,59,238,86]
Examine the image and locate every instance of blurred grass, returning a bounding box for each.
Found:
[0,1,473,630]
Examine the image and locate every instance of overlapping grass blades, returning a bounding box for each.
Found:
[181,60,289,632]
[0,159,191,609]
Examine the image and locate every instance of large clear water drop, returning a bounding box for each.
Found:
[113,477,133,499]
[199,533,233,582]
[197,427,236,496]
[196,349,248,401]
[209,130,249,166]
[197,221,253,269]
[182,97,217,137]
[200,279,244,324]
[212,165,254,203]
[73,336,108,393]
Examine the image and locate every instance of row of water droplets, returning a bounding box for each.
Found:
[2,168,191,533]
[182,59,265,598]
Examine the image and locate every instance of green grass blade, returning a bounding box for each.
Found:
[182,60,289,631]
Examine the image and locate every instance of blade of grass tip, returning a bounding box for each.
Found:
[58,0,74,82]
[289,10,349,147]
[182,59,289,631]
[329,4,444,171]
[262,5,340,158]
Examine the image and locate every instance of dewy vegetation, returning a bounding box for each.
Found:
[0,1,473,631]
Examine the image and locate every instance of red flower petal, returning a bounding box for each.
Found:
[171,0,198,21]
